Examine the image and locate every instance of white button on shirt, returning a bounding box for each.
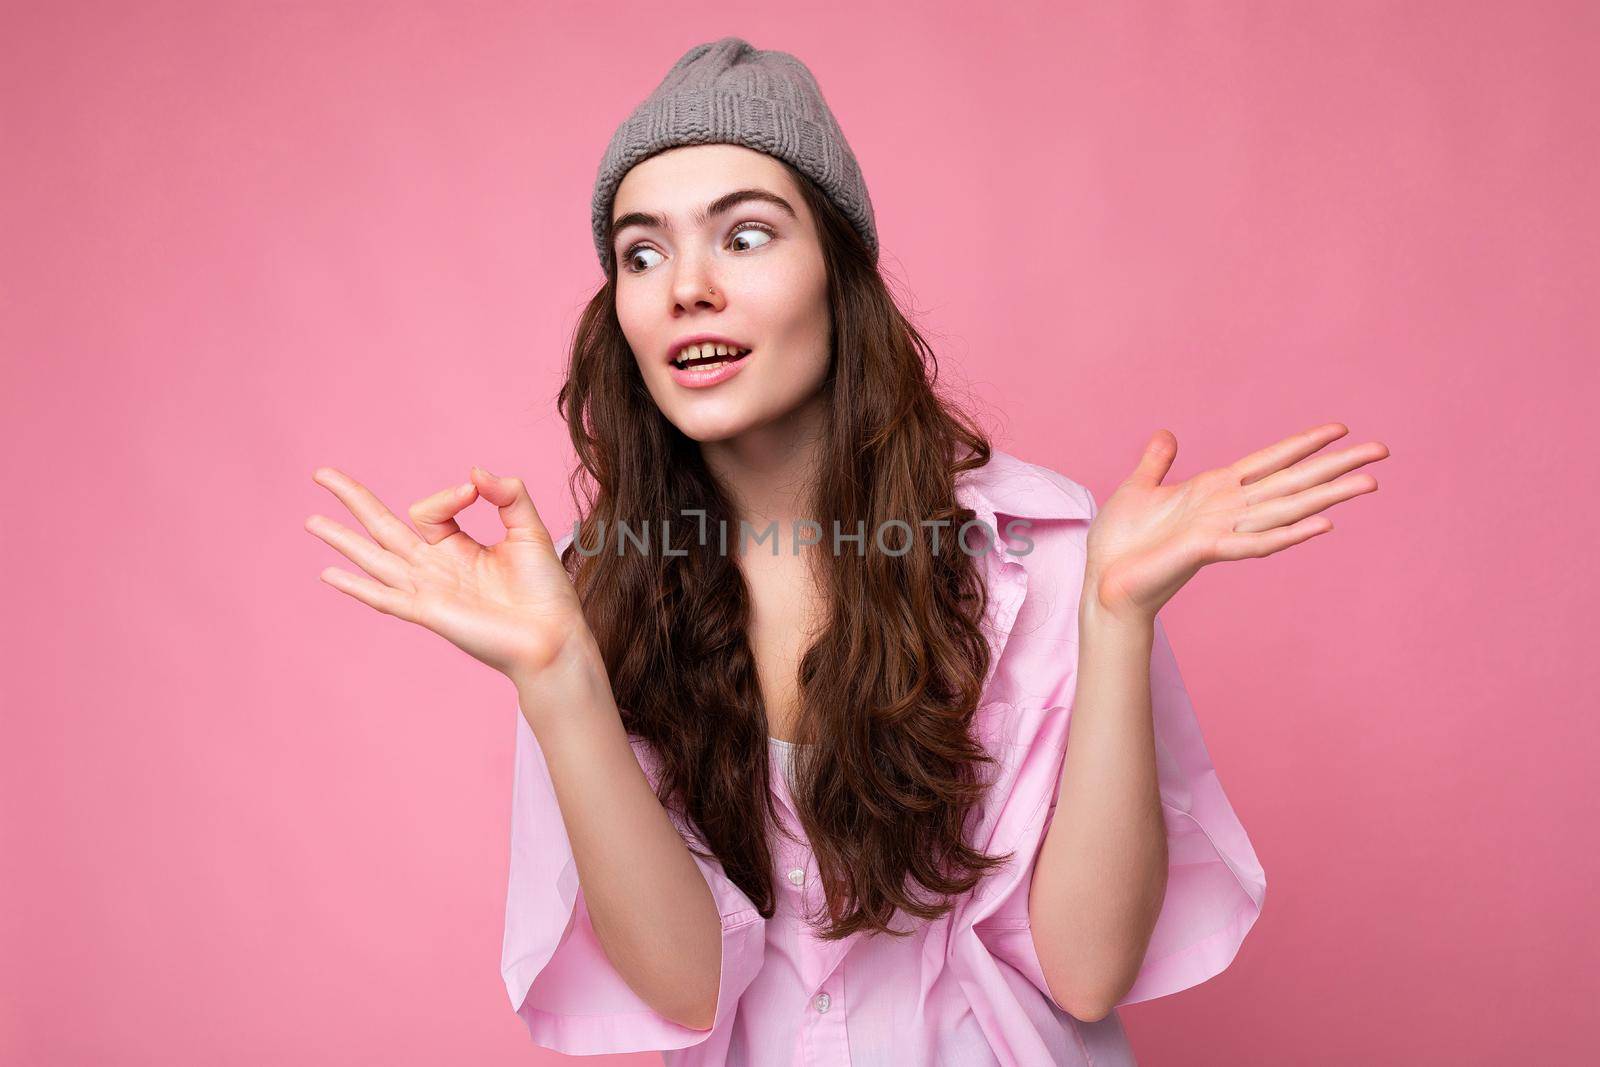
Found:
[787,867,806,886]
[814,992,831,1014]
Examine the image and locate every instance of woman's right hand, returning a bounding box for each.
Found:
[304,465,591,689]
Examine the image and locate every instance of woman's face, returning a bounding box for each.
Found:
[610,144,832,446]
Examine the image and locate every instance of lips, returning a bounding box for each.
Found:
[666,346,753,388]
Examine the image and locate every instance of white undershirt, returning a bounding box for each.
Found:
[768,736,801,786]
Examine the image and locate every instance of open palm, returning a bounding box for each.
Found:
[1087,422,1390,622]
[304,465,587,683]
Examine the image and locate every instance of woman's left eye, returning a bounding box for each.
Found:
[730,223,774,252]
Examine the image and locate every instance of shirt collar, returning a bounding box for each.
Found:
[953,448,1093,565]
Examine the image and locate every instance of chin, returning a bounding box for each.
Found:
[650,389,763,442]
[654,383,825,445]
[671,415,762,444]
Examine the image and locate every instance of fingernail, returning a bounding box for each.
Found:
[458,482,474,494]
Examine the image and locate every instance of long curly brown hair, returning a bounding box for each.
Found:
[554,159,1014,942]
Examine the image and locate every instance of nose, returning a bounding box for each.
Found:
[670,253,725,314]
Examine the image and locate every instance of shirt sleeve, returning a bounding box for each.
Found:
[500,706,768,1055]
[970,612,1268,1012]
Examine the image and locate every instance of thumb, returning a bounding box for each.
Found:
[470,466,551,545]
[1129,429,1178,488]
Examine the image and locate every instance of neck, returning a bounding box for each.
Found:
[699,391,828,539]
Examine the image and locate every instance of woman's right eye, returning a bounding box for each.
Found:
[622,246,664,273]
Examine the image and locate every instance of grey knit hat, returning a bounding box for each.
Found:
[591,36,878,272]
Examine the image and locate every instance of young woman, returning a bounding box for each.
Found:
[305,37,1387,1066]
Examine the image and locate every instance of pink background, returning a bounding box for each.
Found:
[3,2,1594,1063]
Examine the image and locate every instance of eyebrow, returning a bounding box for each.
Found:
[610,188,798,245]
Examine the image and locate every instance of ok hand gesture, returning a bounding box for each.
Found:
[304,465,588,687]
[1085,422,1390,623]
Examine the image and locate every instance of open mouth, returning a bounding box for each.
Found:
[671,343,753,372]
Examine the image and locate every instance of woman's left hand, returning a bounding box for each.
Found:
[1084,422,1390,624]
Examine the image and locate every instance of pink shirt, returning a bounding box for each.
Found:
[501,449,1267,1065]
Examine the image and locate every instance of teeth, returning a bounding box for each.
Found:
[674,342,750,367]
